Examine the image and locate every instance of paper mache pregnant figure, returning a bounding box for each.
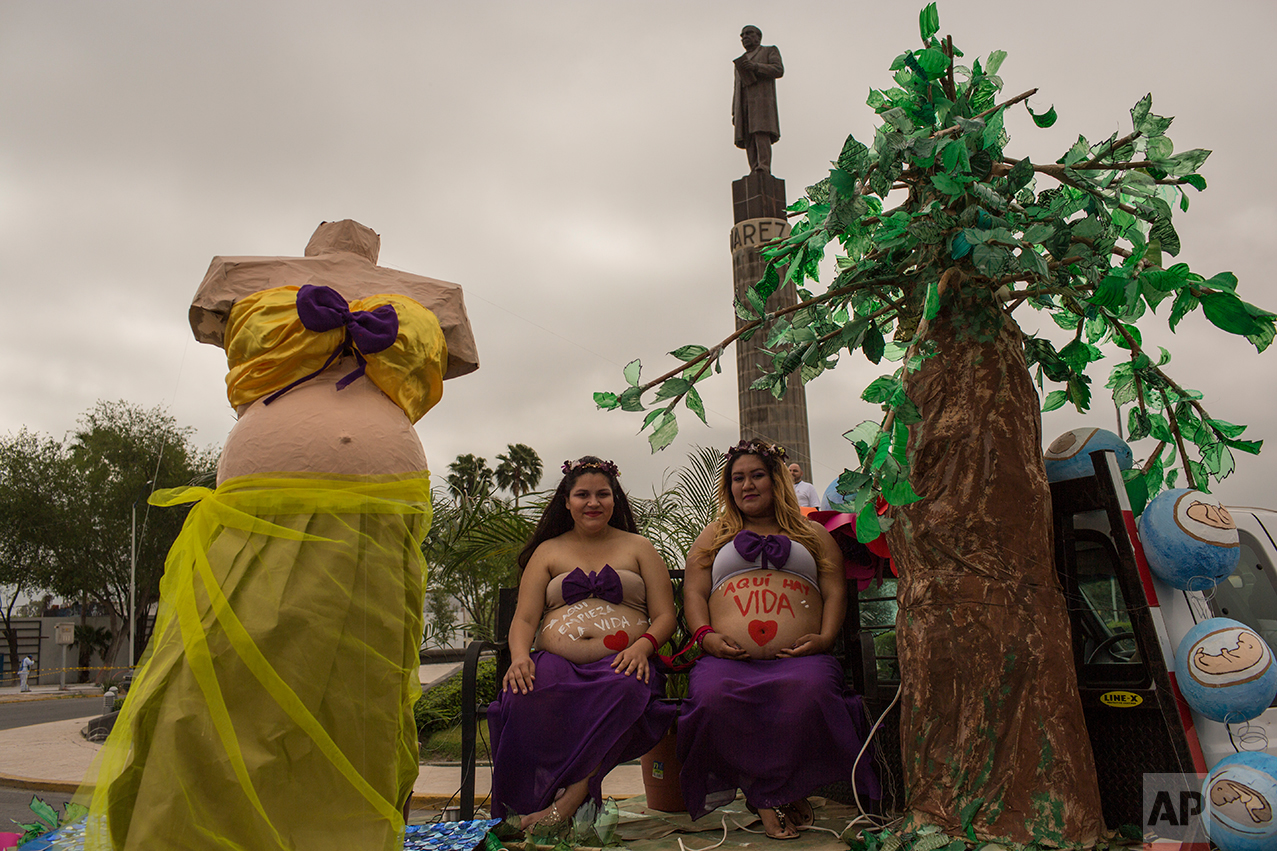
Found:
[77,220,478,851]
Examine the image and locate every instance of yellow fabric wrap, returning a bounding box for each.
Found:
[223,287,448,423]
[77,472,432,851]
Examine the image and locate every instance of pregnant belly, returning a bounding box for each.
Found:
[218,359,427,484]
[535,600,652,664]
[708,569,823,660]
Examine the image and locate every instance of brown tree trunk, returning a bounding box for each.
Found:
[886,297,1105,845]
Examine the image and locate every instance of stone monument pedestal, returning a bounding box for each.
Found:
[729,172,811,473]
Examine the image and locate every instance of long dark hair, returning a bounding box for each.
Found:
[517,456,637,570]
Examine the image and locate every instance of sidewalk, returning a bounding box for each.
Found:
[0,669,645,809]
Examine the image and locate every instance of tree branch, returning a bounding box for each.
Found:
[934,88,1037,138]
[634,275,901,393]
[1159,388,1197,490]
[1030,162,1140,216]
[1082,131,1141,167]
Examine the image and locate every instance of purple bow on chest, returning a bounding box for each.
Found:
[263,284,400,405]
[561,565,624,605]
[733,530,791,569]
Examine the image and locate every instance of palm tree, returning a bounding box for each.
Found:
[494,444,543,508]
[630,446,723,569]
[421,490,538,643]
[446,454,493,505]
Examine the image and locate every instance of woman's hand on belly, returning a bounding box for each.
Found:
[535,599,651,665]
[708,570,824,660]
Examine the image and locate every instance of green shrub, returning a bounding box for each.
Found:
[414,658,499,735]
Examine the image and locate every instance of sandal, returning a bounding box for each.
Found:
[746,803,798,841]
[780,797,814,828]
[523,801,568,833]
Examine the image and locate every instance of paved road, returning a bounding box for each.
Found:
[0,696,102,732]
[0,787,73,839]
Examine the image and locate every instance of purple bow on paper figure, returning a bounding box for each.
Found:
[560,565,625,605]
[263,284,400,405]
[733,530,792,569]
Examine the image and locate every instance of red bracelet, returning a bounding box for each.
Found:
[638,633,659,651]
[693,625,715,647]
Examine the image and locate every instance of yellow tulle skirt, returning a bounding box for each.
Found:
[76,472,432,851]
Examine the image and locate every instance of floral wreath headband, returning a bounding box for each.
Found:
[562,458,621,478]
[725,439,787,463]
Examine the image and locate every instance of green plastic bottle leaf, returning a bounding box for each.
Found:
[1203,271,1238,293]
[1041,389,1068,412]
[1128,407,1152,441]
[685,386,707,424]
[1091,274,1127,310]
[856,501,882,543]
[1124,473,1149,517]
[863,324,886,364]
[862,375,902,404]
[1026,103,1057,128]
[917,46,950,78]
[28,797,59,829]
[647,412,679,453]
[654,377,691,400]
[593,392,620,411]
[932,173,967,196]
[924,280,941,321]
[623,359,642,387]
[882,471,922,506]
[843,420,883,450]
[985,49,1007,75]
[618,386,644,412]
[670,344,708,362]
[918,2,940,41]
[1159,148,1211,177]
[1006,157,1034,192]
[1200,292,1263,336]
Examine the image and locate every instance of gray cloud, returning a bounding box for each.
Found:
[3,0,1274,509]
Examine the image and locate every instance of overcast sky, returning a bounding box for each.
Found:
[3,0,1275,509]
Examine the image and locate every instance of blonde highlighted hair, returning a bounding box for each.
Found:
[701,446,836,575]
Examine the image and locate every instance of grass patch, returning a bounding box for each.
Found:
[419,723,493,764]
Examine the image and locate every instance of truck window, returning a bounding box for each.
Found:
[1072,530,1145,686]
[1210,531,1277,698]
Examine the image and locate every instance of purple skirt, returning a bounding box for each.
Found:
[677,654,881,818]
[487,651,677,819]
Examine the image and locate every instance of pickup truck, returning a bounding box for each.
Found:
[850,447,1277,833]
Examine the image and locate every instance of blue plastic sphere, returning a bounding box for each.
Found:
[1043,427,1133,483]
[821,478,851,511]
[1202,751,1277,851]
[1139,488,1240,590]
[1175,618,1277,723]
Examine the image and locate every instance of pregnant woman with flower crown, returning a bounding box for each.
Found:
[678,440,880,840]
[78,221,479,851]
[487,457,678,830]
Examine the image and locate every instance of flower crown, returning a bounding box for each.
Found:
[725,439,787,462]
[561,458,620,478]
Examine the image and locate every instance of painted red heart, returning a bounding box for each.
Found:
[603,630,630,652]
[748,620,778,646]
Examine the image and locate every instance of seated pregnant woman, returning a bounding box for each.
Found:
[488,457,678,830]
[679,440,880,839]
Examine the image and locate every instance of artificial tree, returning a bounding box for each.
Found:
[596,4,1273,846]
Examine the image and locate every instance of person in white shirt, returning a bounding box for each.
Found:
[788,463,820,508]
[18,655,34,692]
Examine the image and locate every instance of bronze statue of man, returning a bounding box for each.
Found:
[732,25,783,175]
